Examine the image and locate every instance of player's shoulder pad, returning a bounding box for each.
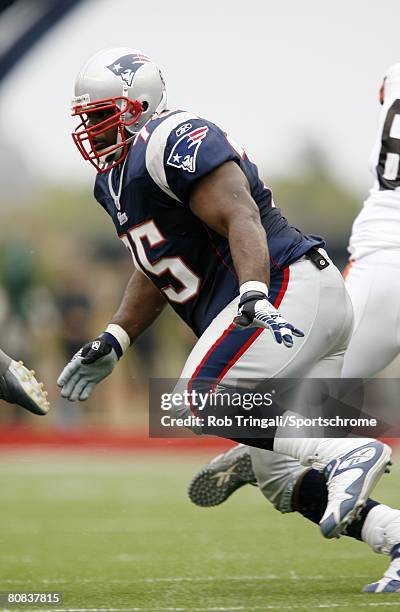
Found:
[145,111,199,201]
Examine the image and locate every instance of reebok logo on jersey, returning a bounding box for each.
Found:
[91,340,101,351]
[167,126,209,173]
[176,123,192,137]
[117,211,128,226]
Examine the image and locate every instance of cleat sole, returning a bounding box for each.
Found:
[188,451,255,507]
[5,361,50,416]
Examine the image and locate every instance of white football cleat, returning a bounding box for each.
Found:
[0,360,50,415]
[319,441,392,539]
[363,516,400,593]
[363,548,400,593]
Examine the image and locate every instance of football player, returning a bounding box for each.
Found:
[343,62,400,379]
[0,347,49,415]
[189,63,400,593]
[59,48,390,549]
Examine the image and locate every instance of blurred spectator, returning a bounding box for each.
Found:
[55,287,93,427]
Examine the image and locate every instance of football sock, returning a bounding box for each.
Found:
[361,504,400,553]
[199,385,282,450]
[229,437,275,451]
[292,468,379,541]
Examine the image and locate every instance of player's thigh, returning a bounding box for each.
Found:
[181,256,352,386]
[172,268,295,422]
[249,447,306,512]
[214,257,353,384]
[174,255,352,427]
[342,254,400,378]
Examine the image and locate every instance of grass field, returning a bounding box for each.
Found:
[0,451,399,611]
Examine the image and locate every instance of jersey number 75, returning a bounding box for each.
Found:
[121,220,201,304]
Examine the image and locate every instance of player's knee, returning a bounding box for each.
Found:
[250,449,308,514]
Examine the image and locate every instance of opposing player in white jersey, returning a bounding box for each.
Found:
[58,48,391,568]
[343,62,400,378]
[189,63,400,593]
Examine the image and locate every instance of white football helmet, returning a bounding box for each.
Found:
[71,47,167,172]
[379,63,400,105]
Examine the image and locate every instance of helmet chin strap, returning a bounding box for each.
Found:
[101,89,167,169]
[107,155,128,210]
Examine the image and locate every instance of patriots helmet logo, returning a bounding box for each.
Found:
[167,126,209,173]
[107,53,151,87]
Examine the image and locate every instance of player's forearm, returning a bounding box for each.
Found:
[110,269,167,342]
[58,270,167,401]
[228,213,270,288]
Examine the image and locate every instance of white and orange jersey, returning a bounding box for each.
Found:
[349,63,400,260]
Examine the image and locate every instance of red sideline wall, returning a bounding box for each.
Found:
[0,426,236,452]
[0,427,397,453]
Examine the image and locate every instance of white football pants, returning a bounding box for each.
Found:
[175,251,353,512]
[342,250,400,378]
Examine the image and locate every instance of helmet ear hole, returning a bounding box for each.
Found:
[141,101,149,111]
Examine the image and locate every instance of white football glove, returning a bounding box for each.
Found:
[234,289,304,348]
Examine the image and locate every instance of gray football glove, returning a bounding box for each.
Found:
[57,336,119,401]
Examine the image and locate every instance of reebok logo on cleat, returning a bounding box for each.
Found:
[338,447,377,470]
[211,464,239,487]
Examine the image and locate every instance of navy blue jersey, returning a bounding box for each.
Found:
[94,109,324,337]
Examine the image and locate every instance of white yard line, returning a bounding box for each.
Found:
[0,574,376,584]
[4,602,400,612]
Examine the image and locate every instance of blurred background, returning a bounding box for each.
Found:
[0,0,400,437]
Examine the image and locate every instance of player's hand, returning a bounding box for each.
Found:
[57,336,119,401]
[234,290,304,348]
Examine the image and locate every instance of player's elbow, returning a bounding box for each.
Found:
[233,193,262,226]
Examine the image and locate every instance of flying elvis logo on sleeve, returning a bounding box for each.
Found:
[166,126,209,173]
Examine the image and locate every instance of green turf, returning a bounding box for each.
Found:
[0,451,399,611]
